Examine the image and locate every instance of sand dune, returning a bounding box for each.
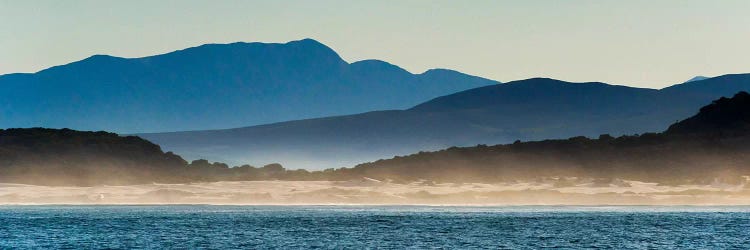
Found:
[2,177,750,205]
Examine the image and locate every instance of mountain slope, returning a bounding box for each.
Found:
[0,128,188,186]
[666,91,750,134]
[0,39,496,133]
[140,74,750,169]
[344,91,750,184]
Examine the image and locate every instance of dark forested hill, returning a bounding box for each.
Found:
[0,128,315,186]
[7,92,750,186]
[141,74,750,169]
[0,128,188,185]
[0,39,496,133]
[342,92,750,184]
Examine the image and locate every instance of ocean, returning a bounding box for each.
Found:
[0,206,748,249]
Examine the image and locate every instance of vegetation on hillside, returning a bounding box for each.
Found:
[342,91,750,184]
[4,92,750,186]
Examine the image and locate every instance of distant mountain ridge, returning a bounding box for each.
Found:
[0,39,497,133]
[140,73,750,169]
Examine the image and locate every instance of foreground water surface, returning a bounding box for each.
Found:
[0,206,748,249]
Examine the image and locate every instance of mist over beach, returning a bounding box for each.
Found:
[3,1,750,248]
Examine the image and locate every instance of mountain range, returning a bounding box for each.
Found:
[2,38,750,170]
[140,74,750,169]
[5,92,750,186]
[0,39,495,133]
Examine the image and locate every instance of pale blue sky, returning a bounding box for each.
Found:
[1,0,749,88]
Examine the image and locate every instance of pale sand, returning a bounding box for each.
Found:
[1,178,749,205]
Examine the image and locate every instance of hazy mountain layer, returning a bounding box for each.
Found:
[141,74,750,169]
[342,92,750,184]
[6,92,750,187]
[0,39,496,133]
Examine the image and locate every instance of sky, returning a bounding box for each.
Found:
[1,0,749,88]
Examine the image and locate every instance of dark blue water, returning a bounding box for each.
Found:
[0,206,748,249]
